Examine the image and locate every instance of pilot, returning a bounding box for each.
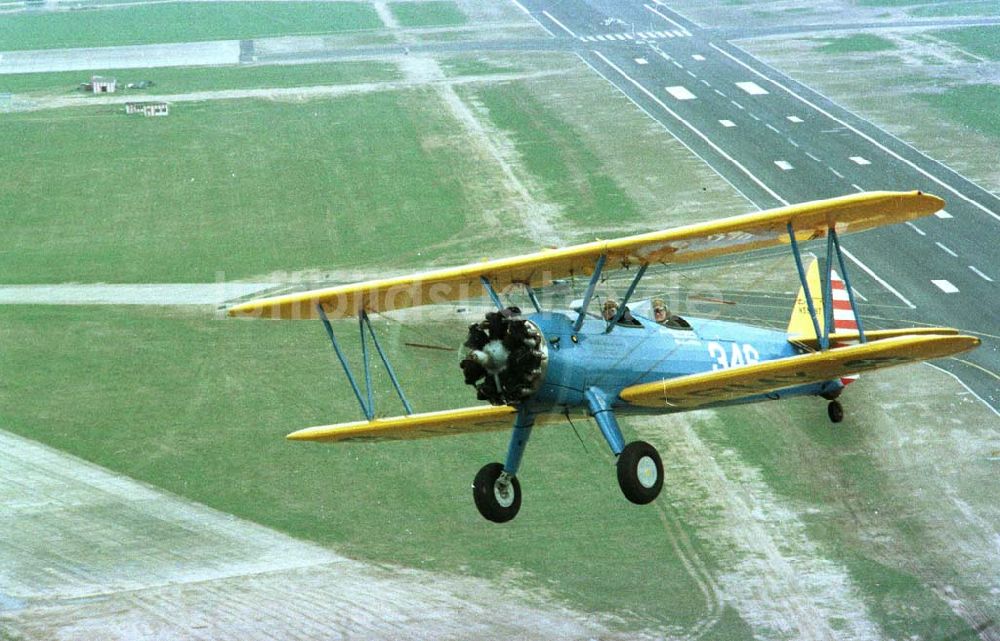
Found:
[602,299,619,322]
[603,298,641,327]
[653,298,689,329]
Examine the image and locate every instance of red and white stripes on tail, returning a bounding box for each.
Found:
[830,270,859,386]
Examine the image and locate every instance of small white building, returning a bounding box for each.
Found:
[90,76,117,94]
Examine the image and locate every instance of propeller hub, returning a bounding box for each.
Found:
[459,309,548,406]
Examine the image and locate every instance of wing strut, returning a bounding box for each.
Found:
[317,304,414,421]
[573,253,607,332]
[480,276,504,311]
[786,223,868,351]
[606,263,648,332]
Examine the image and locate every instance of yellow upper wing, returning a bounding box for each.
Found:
[620,334,979,410]
[229,191,942,319]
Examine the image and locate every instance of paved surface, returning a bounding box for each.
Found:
[0,283,277,305]
[0,430,620,640]
[511,0,999,412]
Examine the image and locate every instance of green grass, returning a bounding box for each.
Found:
[0,61,401,96]
[439,56,522,78]
[931,26,1000,61]
[388,1,467,27]
[0,305,723,634]
[911,1,1000,17]
[0,90,484,283]
[693,398,982,639]
[919,84,1000,138]
[0,2,383,51]
[853,0,951,6]
[469,83,644,227]
[817,34,896,53]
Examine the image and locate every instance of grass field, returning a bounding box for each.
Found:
[918,84,1000,138]
[389,1,468,27]
[0,2,383,51]
[0,61,401,97]
[931,25,1000,61]
[817,33,896,53]
[0,91,488,283]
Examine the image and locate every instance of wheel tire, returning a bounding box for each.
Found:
[828,400,844,424]
[472,462,521,523]
[616,441,663,505]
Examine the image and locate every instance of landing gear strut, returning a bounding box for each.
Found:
[827,400,844,423]
[472,462,521,523]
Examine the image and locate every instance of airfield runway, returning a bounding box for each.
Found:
[511,0,999,413]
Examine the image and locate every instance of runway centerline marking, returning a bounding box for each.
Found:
[542,10,577,37]
[788,138,799,147]
[829,167,844,178]
[671,59,684,69]
[851,183,865,192]
[849,156,871,166]
[749,113,760,121]
[719,119,736,127]
[906,222,926,236]
[665,85,696,100]
[730,100,744,110]
[591,51,786,204]
[714,89,726,97]
[687,70,697,78]
[700,79,711,87]
[969,266,993,282]
[765,123,780,134]
[590,51,917,309]
[710,42,1000,223]
[935,242,958,257]
[806,152,821,162]
[932,279,959,293]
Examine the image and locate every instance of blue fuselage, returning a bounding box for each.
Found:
[523,311,841,414]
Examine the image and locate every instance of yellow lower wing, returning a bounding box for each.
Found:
[620,334,979,410]
[287,405,523,443]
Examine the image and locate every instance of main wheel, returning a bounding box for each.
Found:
[616,441,663,505]
[828,400,844,424]
[472,462,521,523]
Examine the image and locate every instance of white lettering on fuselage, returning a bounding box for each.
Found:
[707,341,759,371]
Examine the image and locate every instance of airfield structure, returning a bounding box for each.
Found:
[88,76,117,94]
[125,102,169,117]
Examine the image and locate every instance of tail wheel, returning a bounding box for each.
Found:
[828,400,844,423]
[459,308,547,406]
[472,462,521,523]
[616,441,663,505]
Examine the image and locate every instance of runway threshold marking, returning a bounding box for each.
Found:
[932,279,959,293]
[588,51,917,309]
[665,85,696,100]
[710,42,1000,223]
[735,81,768,95]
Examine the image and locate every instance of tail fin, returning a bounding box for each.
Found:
[787,259,859,385]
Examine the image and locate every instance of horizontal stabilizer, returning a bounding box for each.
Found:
[620,334,979,410]
[229,191,943,319]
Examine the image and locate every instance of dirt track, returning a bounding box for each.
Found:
[0,430,626,640]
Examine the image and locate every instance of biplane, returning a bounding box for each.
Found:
[229,191,979,523]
